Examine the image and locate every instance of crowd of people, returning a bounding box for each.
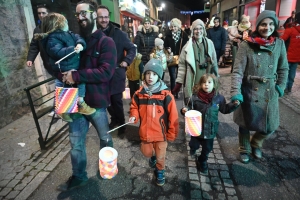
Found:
[26,0,298,190]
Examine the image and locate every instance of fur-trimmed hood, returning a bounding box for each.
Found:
[137,24,159,34]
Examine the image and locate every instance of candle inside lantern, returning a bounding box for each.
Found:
[99,147,118,179]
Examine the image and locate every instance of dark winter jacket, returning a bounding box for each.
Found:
[207,26,227,51]
[183,93,237,139]
[104,23,136,95]
[56,29,117,109]
[134,25,159,65]
[42,30,86,73]
[164,29,189,55]
[27,25,53,76]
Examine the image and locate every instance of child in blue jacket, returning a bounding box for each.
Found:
[35,13,95,122]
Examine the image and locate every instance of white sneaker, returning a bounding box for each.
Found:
[48,111,55,117]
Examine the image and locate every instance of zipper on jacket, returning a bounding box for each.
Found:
[153,103,156,118]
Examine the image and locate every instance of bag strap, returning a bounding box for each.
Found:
[179,32,183,54]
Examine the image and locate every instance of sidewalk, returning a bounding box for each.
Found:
[0,65,299,199]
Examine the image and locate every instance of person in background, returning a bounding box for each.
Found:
[227,20,239,72]
[57,0,117,191]
[283,10,296,29]
[164,18,189,98]
[207,16,227,65]
[172,19,219,103]
[129,59,179,186]
[281,12,300,95]
[134,17,159,65]
[181,74,239,173]
[230,10,288,164]
[97,5,136,138]
[223,21,228,30]
[150,38,173,81]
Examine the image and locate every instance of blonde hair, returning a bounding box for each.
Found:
[193,73,219,93]
[34,13,66,40]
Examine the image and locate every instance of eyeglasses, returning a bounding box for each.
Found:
[97,16,109,20]
[75,10,93,18]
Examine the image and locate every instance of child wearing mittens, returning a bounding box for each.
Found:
[149,38,174,80]
[129,59,179,186]
[181,73,239,173]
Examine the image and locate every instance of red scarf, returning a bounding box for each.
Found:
[245,36,275,46]
[197,89,215,104]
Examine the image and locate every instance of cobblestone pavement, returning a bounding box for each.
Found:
[0,66,299,200]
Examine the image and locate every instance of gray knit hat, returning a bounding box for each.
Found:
[191,19,207,37]
[144,59,163,79]
[256,10,278,30]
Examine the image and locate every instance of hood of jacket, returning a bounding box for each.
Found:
[137,24,159,34]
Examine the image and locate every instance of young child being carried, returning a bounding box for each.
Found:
[149,38,173,81]
[128,59,179,186]
[181,73,240,173]
[34,13,95,122]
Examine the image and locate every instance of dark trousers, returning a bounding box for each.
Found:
[168,65,178,92]
[128,80,140,98]
[189,136,214,163]
[107,93,125,124]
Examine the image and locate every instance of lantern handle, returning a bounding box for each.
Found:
[107,122,131,134]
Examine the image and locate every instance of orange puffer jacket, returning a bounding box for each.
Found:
[281,25,300,62]
[130,87,179,142]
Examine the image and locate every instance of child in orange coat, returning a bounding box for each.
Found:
[129,59,179,186]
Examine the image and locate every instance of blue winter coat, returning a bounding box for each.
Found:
[207,26,227,51]
[42,30,86,73]
[104,23,136,95]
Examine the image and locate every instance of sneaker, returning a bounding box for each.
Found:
[154,169,165,186]
[78,102,96,115]
[57,176,88,192]
[252,147,262,159]
[57,113,73,122]
[149,156,156,168]
[196,160,208,173]
[240,153,250,164]
[48,111,55,117]
[190,149,196,156]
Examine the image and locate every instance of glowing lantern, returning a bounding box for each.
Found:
[99,147,118,179]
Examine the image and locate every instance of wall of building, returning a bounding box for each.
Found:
[0,0,43,128]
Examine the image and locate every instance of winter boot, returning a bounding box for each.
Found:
[78,101,96,115]
[250,132,270,159]
[149,156,156,168]
[196,160,208,173]
[238,132,251,164]
[154,169,165,186]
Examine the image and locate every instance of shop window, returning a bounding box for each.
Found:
[122,17,134,40]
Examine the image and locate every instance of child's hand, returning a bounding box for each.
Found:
[182,107,188,114]
[129,117,136,123]
[74,44,83,53]
[233,100,240,106]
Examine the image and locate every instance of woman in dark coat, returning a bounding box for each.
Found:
[164,18,189,98]
[230,10,288,164]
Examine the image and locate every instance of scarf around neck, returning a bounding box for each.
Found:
[143,80,168,96]
[246,36,275,46]
[197,89,215,104]
[172,29,181,44]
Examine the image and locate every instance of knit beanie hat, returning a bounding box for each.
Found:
[170,18,182,28]
[256,10,278,30]
[232,20,238,26]
[144,59,163,79]
[191,19,207,37]
[142,17,151,24]
[155,38,164,46]
[296,12,300,24]
[223,21,228,26]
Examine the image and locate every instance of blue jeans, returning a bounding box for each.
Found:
[286,62,298,90]
[55,79,86,97]
[68,108,113,180]
[168,65,178,91]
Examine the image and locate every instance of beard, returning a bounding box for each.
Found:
[78,17,95,38]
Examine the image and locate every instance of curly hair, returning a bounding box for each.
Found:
[34,13,66,40]
[192,73,219,93]
[77,0,98,11]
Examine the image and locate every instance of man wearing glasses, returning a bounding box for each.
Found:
[26,4,52,75]
[57,0,117,191]
[97,5,136,138]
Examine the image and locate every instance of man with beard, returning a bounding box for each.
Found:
[97,5,136,138]
[26,4,52,76]
[56,0,117,191]
[207,17,227,65]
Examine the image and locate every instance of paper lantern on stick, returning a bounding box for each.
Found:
[122,87,131,99]
[99,147,118,179]
[185,110,202,136]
